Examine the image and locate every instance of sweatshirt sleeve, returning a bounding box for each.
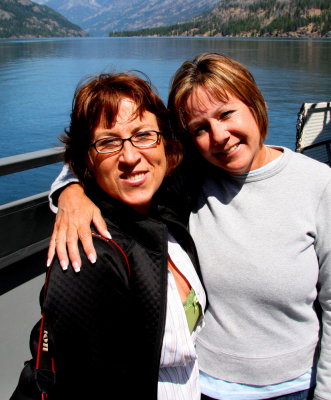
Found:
[48,163,79,213]
[314,176,331,400]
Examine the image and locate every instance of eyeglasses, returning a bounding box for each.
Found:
[90,130,161,154]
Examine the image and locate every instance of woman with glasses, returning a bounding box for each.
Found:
[10,72,206,400]
[45,53,331,400]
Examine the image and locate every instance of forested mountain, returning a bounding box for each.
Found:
[109,0,331,38]
[0,0,87,37]
[35,0,221,36]
[2,0,330,38]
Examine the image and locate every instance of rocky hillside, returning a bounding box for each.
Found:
[34,0,221,36]
[110,0,331,38]
[0,0,87,37]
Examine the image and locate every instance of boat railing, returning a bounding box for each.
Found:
[0,148,65,399]
[1,100,330,272]
[0,147,64,270]
[295,101,331,166]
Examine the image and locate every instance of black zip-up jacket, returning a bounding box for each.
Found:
[10,189,203,400]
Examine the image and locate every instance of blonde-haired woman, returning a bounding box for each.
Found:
[48,54,331,400]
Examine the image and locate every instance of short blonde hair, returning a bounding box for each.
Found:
[168,53,268,141]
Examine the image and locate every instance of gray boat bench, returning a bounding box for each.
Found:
[0,148,64,270]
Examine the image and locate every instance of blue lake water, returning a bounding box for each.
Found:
[0,37,330,204]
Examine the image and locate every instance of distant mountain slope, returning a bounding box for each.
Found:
[0,0,87,37]
[110,0,331,38]
[34,0,221,36]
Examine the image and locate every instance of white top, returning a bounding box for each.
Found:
[158,233,206,400]
[49,163,78,213]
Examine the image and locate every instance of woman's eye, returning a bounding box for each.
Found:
[191,126,208,137]
[135,132,151,140]
[101,139,114,145]
[219,110,234,120]
[99,139,118,147]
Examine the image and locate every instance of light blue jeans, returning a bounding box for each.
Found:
[201,388,315,400]
[269,388,314,400]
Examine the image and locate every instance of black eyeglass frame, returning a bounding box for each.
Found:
[90,130,162,154]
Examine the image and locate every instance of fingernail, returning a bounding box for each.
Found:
[60,260,68,271]
[46,259,51,267]
[105,231,112,239]
[88,254,96,264]
[72,261,80,273]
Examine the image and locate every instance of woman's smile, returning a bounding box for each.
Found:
[120,171,147,183]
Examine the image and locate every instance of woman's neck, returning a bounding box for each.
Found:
[263,145,283,165]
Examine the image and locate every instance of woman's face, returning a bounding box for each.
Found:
[185,86,265,175]
[88,98,167,215]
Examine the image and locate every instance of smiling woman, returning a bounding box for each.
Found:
[185,88,281,174]
[47,53,331,400]
[10,71,206,400]
[167,52,331,400]
[168,51,278,175]
[88,99,167,215]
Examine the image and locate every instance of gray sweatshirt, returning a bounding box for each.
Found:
[189,147,331,400]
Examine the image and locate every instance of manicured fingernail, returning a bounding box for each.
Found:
[46,259,51,267]
[72,262,80,273]
[60,260,68,271]
[88,254,96,264]
[105,231,112,239]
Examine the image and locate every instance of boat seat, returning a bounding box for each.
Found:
[0,147,64,270]
[0,192,55,270]
[295,102,331,166]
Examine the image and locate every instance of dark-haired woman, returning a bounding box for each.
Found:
[10,72,206,400]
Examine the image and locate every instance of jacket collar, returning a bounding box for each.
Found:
[86,184,168,253]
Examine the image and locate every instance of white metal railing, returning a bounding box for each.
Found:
[295,102,331,166]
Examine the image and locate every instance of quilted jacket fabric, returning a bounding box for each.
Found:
[10,188,203,400]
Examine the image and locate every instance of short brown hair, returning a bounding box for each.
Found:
[168,53,268,141]
[63,72,182,185]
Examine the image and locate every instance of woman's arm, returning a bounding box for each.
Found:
[314,178,331,400]
[47,165,110,271]
[49,163,79,213]
[47,158,198,271]
[47,183,111,271]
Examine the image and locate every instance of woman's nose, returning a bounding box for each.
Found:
[209,119,230,144]
[119,141,141,164]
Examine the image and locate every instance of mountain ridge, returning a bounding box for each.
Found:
[35,0,221,36]
[1,0,330,38]
[109,0,331,38]
[0,0,87,37]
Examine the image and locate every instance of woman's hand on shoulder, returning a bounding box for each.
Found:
[47,184,111,272]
